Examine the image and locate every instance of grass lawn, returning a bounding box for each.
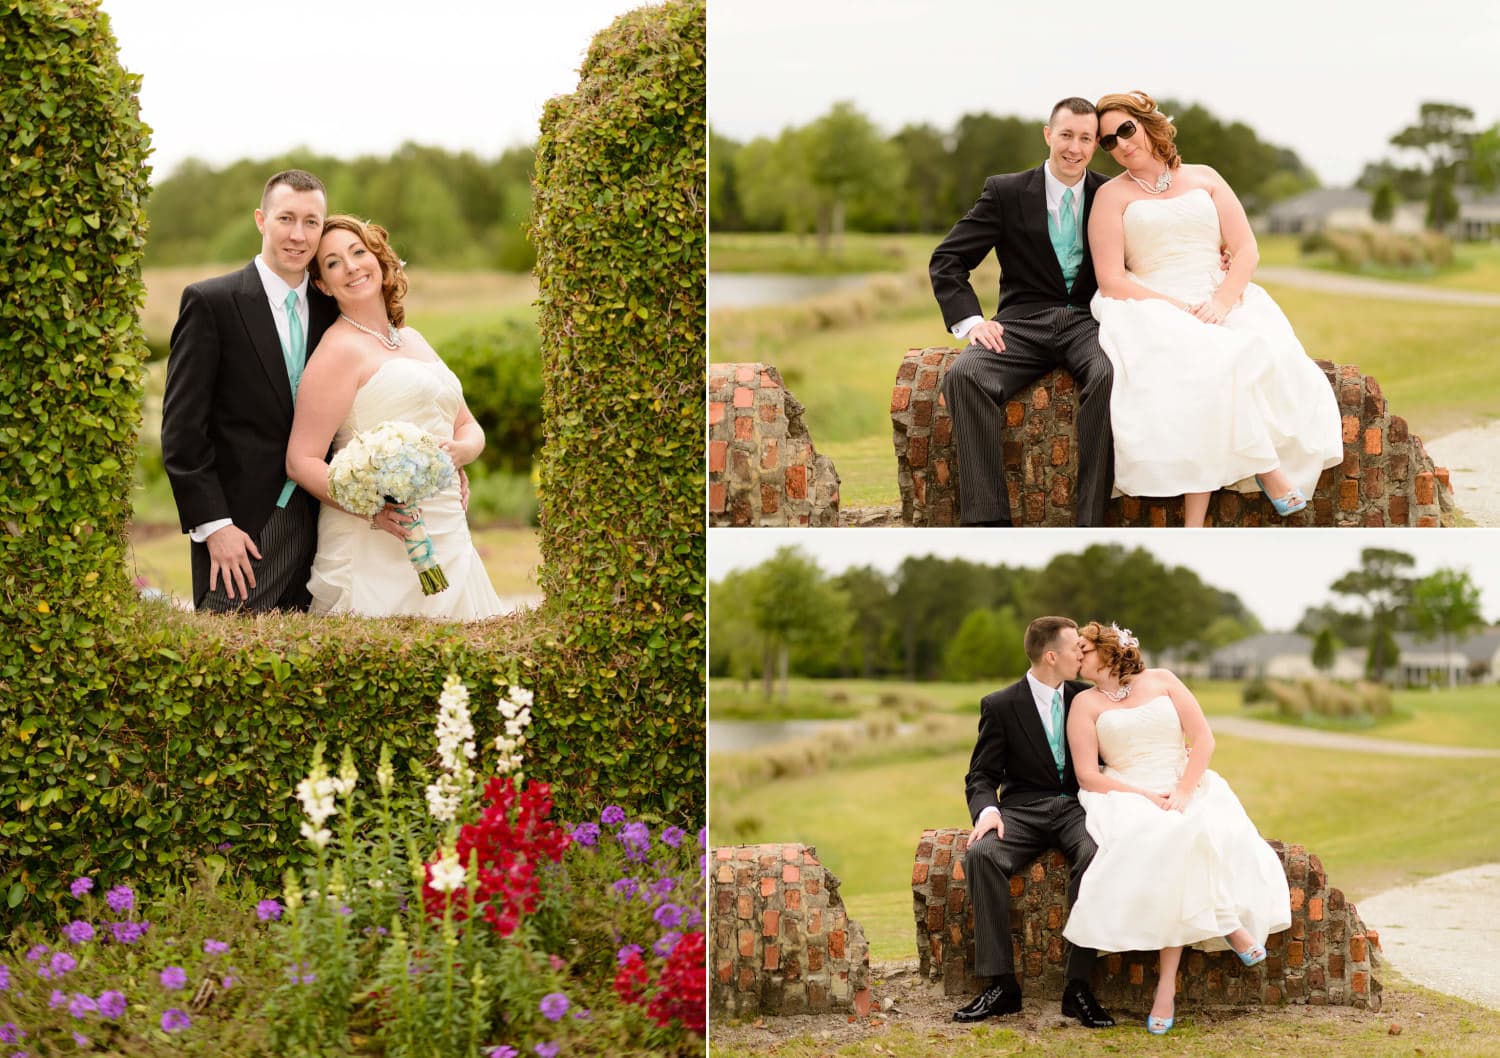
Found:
[710,735,1500,964]
[1243,683,1500,750]
[709,231,941,275]
[126,524,541,604]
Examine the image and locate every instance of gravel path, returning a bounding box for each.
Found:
[1255,266,1500,307]
[1209,716,1500,758]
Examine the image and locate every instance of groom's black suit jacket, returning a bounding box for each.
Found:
[931,165,1110,329]
[160,261,337,599]
[964,677,1091,822]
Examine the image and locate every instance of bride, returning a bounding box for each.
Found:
[1063,621,1291,1034]
[1088,90,1343,527]
[286,215,504,620]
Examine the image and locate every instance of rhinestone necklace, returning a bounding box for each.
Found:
[340,313,403,350]
[1129,167,1173,195]
[1101,681,1134,703]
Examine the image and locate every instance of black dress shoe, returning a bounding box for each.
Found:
[960,519,1012,528]
[1061,981,1115,1028]
[953,983,1022,1022]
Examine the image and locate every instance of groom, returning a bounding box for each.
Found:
[160,169,338,612]
[955,615,1114,1027]
[929,97,1113,527]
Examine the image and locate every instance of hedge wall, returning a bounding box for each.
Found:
[0,0,705,928]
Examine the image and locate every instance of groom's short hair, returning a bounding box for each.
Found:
[1047,97,1097,126]
[1024,615,1078,663]
[261,169,326,209]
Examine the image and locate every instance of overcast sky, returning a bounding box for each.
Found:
[706,530,1500,633]
[708,0,1499,188]
[101,0,657,178]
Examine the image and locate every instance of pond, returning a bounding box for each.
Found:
[708,272,876,309]
[708,718,855,754]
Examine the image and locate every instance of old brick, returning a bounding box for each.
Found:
[735,415,755,441]
[738,929,756,958]
[786,464,807,500]
[763,944,779,970]
[1341,414,1360,443]
[1363,427,1382,456]
[1389,415,1409,443]
[785,888,802,910]
[760,439,779,470]
[1309,897,1324,922]
[1050,436,1069,466]
[759,401,779,423]
[709,401,725,427]
[913,400,933,427]
[1349,935,1366,962]
[763,909,780,938]
[829,931,845,959]
[934,417,952,445]
[760,484,779,515]
[1415,471,1435,505]
[1338,480,1360,511]
[783,865,801,884]
[891,386,912,413]
[912,862,929,885]
[709,482,726,514]
[897,359,918,381]
[735,364,756,384]
[1031,387,1051,410]
[909,435,929,469]
[916,368,939,392]
[733,386,753,408]
[1005,400,1025,427]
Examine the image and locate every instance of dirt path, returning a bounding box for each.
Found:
[1208,716,1500,758]
[1255,266,1500,307]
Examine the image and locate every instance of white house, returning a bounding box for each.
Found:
[1204,628,1500,686]
[1260,186,1500,241]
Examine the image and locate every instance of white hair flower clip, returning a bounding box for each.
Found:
[1110,622,1139,650]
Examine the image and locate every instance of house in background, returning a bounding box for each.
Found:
[1259,186,1500,241]
[1204,628,1500,686]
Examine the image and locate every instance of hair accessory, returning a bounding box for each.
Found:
[1110,622,1139,650]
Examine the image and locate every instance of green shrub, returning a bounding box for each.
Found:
[0,0,705,930]
[465,467,539,527]
[438,321,544,473]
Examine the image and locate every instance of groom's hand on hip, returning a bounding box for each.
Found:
[969,809,1003,846]
[968,320,1006,353]
[205,524,261,601]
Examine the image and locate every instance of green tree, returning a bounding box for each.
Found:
[709,129,745,231]
[800,102,906,254]
[1295,602,1372,646]
[1426,168,1460,231]
[1311,627,1340,672]
[1471,125,1500,191]
[942,607,1027,682]
[1390,101,1477,176]
[1371,180,1397,223]
[833,565,895,678]
[1410,569,1486,688]
[1331,548,1417,680]
[744,547,851,702]
[890,122,953,233]
[948,111,1040,218]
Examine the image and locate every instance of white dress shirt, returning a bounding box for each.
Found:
[188,256,312,542]
[977,669,1069,825]
[951,165,1087,341]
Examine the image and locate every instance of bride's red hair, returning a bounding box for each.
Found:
[1095,90,1181,171]
[1080,620,1146,679]
[311,215,410,327]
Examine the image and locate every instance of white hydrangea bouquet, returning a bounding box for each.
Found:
[326,420,456,595]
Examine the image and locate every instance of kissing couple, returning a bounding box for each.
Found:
[956,616,1292,1034]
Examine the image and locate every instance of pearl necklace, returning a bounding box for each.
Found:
[1129,167,1173,195]
[340,313,404,350]
[1101,682,1134,703]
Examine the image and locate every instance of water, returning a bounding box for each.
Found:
[709,272,876,310]
[708,718,854,754]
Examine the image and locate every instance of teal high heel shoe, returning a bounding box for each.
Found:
[1256,477,1307,516]
[1147,1014,1174,1035]
[1236,943,1268,967]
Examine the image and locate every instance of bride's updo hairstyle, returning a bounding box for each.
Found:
[311,215,410,327]
[1080,620,1146,681]
[1095,90,1180,171]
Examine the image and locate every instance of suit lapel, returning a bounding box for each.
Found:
[233,263,294,417]
[1009,679,1054,772]
[1023,165,1070,294]
[1078,170,1106,265]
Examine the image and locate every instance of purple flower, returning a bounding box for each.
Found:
[216,842,233,852]
[159,966,187,990]
[653,930,681,958]
[70,877,94,899]
[24,945,48,963]
[698,826,707,848]
[96,990,127,1019]
[49,988,67,1008]
[48,952,76,976]
[620,821,650,849]
[611,877,638,899]
[661,825,687,848]
[161,1008,191,1033]
[539,992,569,1022]
[256,899,283,922]
[73,1031,90,1047]
[61,920,94,945]
[104,885,134,914]
[534,1044,560,1058]
[600,805,625,826]
[685,906,704,929]
[0,964,8,991]
[573,1007,592,1021]
[203,939,229,955]
[286,964,316,985]
[653,903,684,930]
[649,876,677,896]
[221,975,235,989]
[0,1023,22,1044]
[67,992,98,1018]
[486,1047,519,1058]
[616,943,643,966]
[109,920,150,945]
[571,822,600,847]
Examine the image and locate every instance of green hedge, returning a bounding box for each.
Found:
[1,0,705,929]
[440,320,544,473]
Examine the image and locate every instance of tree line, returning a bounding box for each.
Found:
[144,142,537,271]
[711,545,1491,699]
[709,99,1321,252]
[1359,102,1500,229]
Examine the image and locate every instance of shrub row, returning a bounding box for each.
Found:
[1302,227,1455,272]
[1244,676,1394,720]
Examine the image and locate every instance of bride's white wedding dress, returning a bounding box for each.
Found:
[1062,695,1291,953]
[308,357,504,620]
[1091,188,1343,499]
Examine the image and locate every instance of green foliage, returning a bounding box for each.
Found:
[1411,569,1486,687]
[530,0,705,804]
[1371,180,1397,223]
[436,321,544,473]
[1264,677,1393,721]
[1311,627,1341,672]
[1,1,704,931]
[145,142,538,271]
[941,607,1026,683]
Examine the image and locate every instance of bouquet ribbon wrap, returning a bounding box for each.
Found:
[393,501,449,595]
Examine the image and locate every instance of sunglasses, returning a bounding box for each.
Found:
[1099,120,1137,152]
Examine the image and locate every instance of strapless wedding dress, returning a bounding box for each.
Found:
[1090,188,1343,498]
[1061,695,1291,953]
[308,358,504,620]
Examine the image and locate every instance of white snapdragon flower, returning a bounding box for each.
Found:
[428,847,466,894]
[425,672,476,821]
[493,685,535,775]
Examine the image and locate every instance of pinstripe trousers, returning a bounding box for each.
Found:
[193,490,318,613]
[941,306,1114,526]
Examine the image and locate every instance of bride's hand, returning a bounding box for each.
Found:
[370,502,413,540]
[1189,296,1231,325]
[1141,790,1169,810]
[1163,789,1191,813]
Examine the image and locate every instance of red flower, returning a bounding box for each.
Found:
[648,931,705,1036]
[421,778,571,936]
[614,951,650,1005]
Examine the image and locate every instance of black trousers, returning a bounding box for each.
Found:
[192,491,317,613]
[940,306,1114,526]
[966,795,1098,982]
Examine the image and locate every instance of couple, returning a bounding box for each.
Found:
[160,169,504,620]
[958,617,1290,1034]
[931,92,1344,527]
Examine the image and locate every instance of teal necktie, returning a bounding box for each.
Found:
[276,289,306,509]
[1049,689,1066,779]
[1049,186,1083,291]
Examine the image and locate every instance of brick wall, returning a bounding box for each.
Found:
[892,348,1452,527]
[912,828,1381,1012]
[709,843,872,1017]
[709,363,840,526]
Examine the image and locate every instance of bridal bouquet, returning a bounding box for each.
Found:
[327,421,456,595]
